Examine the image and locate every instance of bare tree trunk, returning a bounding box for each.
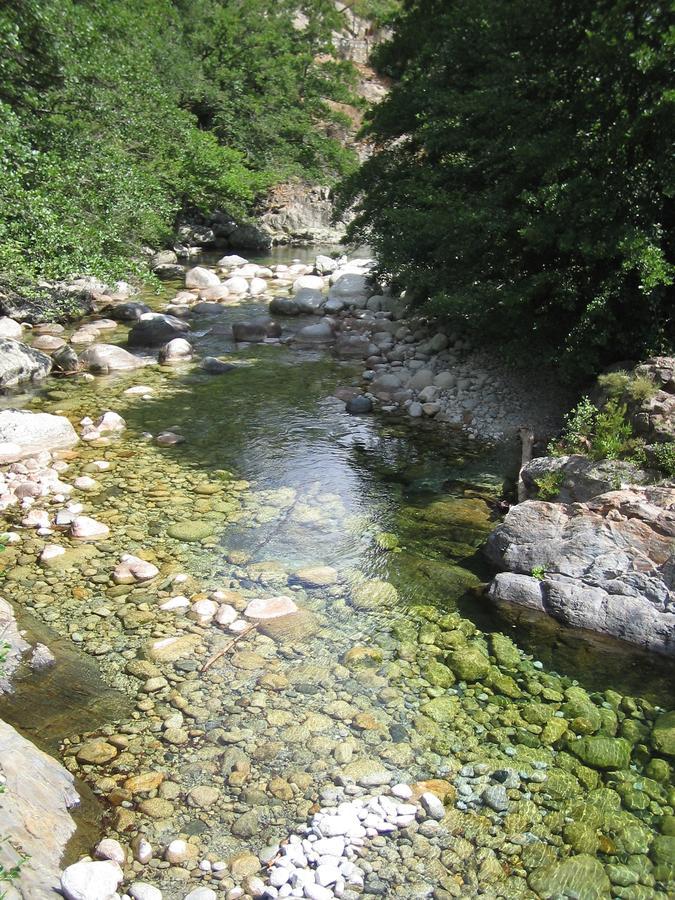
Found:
[517,427,534,503]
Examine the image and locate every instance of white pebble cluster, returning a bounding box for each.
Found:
[261,784,423,899]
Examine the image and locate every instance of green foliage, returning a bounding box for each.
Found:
[534,471,564,501]
[550,397,635,462]
[625,375,658,403]
[531,566,546,581]
[597,371,631,399]
[0,0,358,286]
[650,442,675,480]
[338,0,674,376]
[592,400,634,461]
[349,0,401,26]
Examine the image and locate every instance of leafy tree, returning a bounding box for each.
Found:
[0,0,359,285]
[339,0,674,376]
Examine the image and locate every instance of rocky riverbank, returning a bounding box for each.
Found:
[0,250,673,900]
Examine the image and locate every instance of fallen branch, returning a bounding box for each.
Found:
[200,623,258,673]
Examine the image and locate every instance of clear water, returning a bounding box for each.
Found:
[1,251,673,898]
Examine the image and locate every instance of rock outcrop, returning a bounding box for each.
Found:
[485,485,675,656]
[521,454,652,503]
[0,339,52,388]
[0,719,80,900]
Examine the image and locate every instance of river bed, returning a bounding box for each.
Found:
[1,249,673,899]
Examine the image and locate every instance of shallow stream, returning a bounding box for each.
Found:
[1,249,673,899]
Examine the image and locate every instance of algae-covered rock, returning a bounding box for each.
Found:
[167,521,215,542]
[423,660,455,688]
[570,736,632,770]
[563,821,600,854]
[489,632,521,670]
[652,710,675,757]
[447,645,490,682]
[351,579,398,610]
[421,696,459,724]
[528,854,610,899]
[541,717,569,745]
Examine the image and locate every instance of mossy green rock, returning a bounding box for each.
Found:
[423,660,455,688]
[167,520,215,542]
[489,632,521,669]
[541,717,569,745]
[421,695,459,723]
[570,735,632,769]
[351,579,398,610]
[447,645,490,682]
[563,821,600,854]
[651,834,675,865]
[375,532,399,550]
[652,710,675,757]
[528,854,610,899]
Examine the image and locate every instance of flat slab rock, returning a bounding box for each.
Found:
[0,408,78,461]
[0,719,79,900]
[485,485,675,655]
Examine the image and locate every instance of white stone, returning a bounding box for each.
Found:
[133,838,153,864]
[183,889,217,900]
[249,277,268,295]
[315,863,340,887]
[0,317,23,339]
[71,516,110,540]
[165,839,189,864]
[95,838,126,865]
[311,837,345,857]
[114,554,159,583]
[124,385,154,396]
[391,783,413,800]
[95,411,126,433]
[304,884,333,900]
[191,598,218,624]
[60,860,123,900]
[223,276,249,294]
[214,604,238,625]
[129,884,162,900]
[185,267,220,290]
[293,274,324,293]
[244,596,298,620]
[74,476,98,491]
[217,255,248,267]
[39,544,65,563]
[160,596,190,612]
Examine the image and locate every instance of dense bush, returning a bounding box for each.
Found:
[0,0,358,285]
[338,0,674,376]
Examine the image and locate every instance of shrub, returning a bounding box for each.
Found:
[597,371,630,399]
[625,375,658,403]
[534,471,564,500]
[592,399,633,461]
[650,442,675,480]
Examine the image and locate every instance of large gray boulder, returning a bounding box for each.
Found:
[79,343,144,374]
[521,454,651,503]
[127,313,189,347]
[295,288,325,315]
[0,339,52,387]
[295,321,335,344]
[104,301,151,322]
[0,317,22,339]
[328,272,370,306]
[486,486,675,655]
[0,409,78,460]
[0,719,79,900]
